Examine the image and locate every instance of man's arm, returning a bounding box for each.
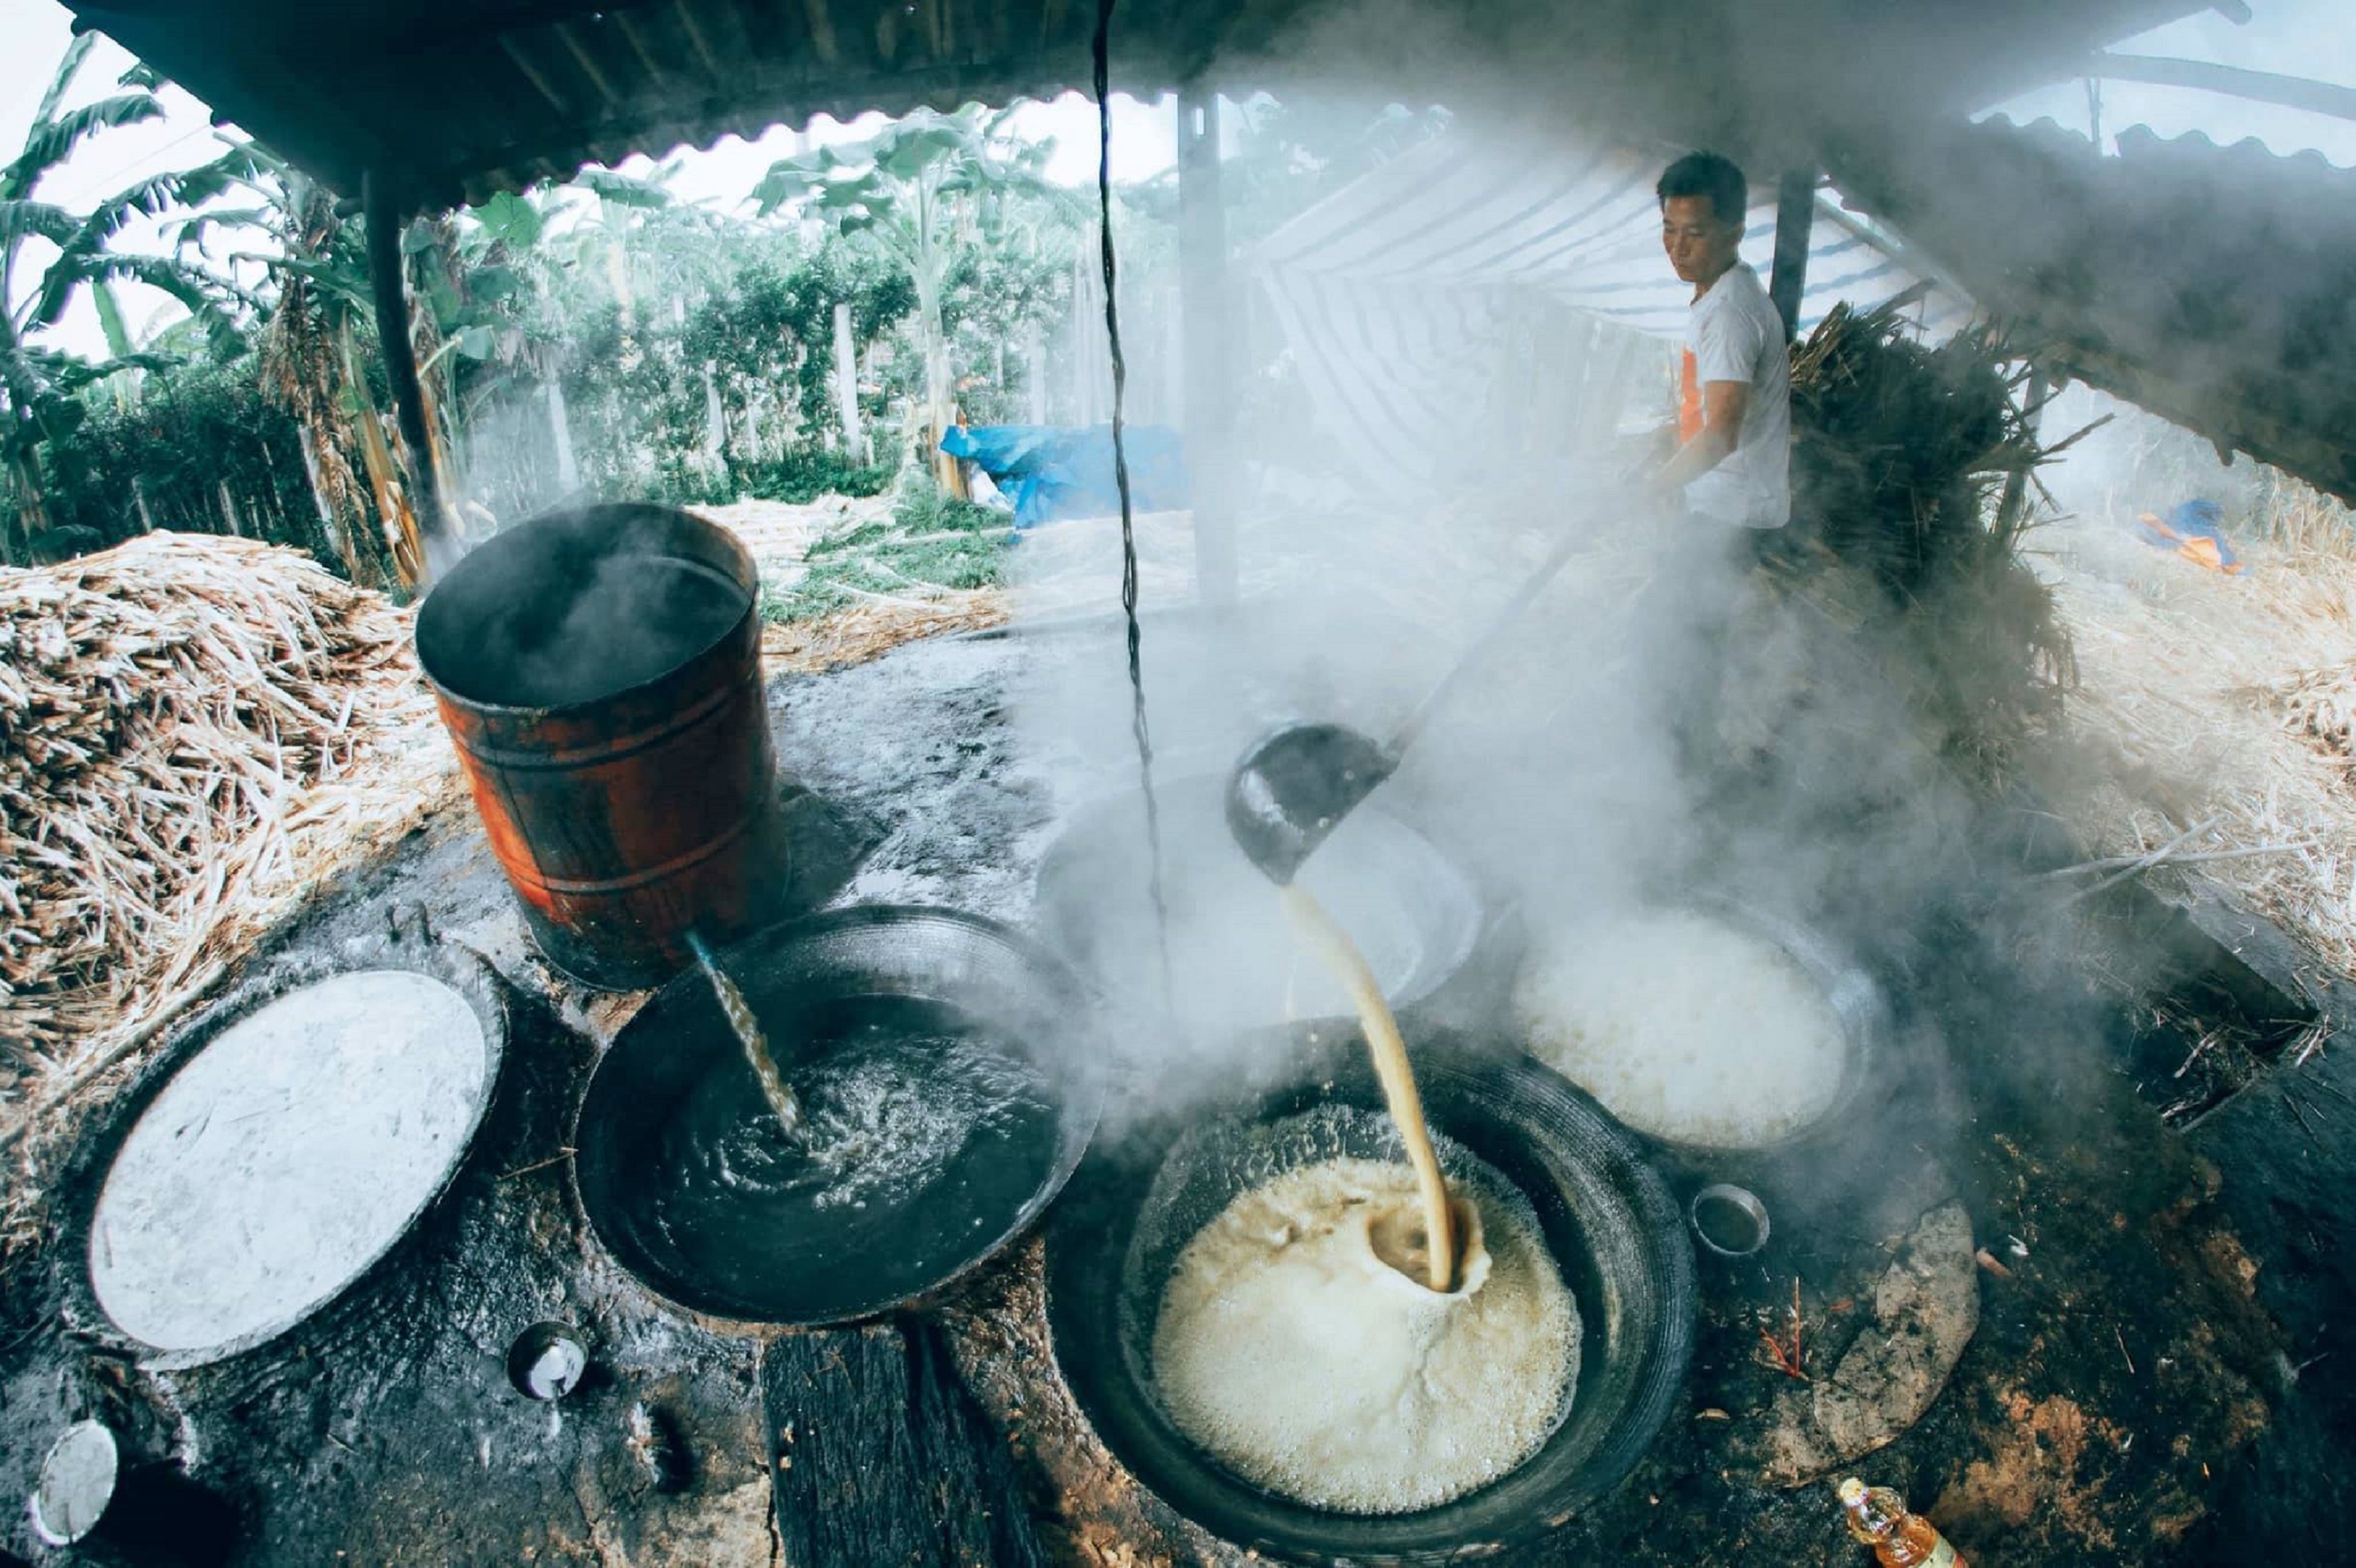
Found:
[1648,379,1750,500]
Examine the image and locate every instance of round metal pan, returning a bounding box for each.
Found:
[1512,893,1895,1165]
[57,916,510,1371]
[574,905,1107,1330]
[1033,775,1494,1038]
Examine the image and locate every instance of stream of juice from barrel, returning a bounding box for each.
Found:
[1279,883,1457,1291]
[686,933,802,1140]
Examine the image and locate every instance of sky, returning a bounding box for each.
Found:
[2,0,2352,358]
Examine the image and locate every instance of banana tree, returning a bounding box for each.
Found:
[0,39,249,560]
[176,139,420,586]
[751,107,1078,486]
[454,185,582,486]
[567,165,737,329]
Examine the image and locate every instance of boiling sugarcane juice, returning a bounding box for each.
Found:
[1149,885,1581,1514]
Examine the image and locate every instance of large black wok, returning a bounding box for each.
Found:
[575,905,1106,1329]
[1045,1028,1695,1564]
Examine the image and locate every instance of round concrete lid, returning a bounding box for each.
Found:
[88,969,493,1360]
[29,1420,118,1546]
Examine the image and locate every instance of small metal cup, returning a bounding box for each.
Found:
[1689,1183,1771,1258]
[507,1321,590,1400]
[28,1420,236,1565]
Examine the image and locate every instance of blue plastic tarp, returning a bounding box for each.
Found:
[2133,498,2241,574]
[939,424,1190,530]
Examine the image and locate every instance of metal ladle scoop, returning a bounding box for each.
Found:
[1227,524,1605,883]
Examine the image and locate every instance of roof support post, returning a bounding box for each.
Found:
[1177,82,1237,609]
[363,168,450,556]
[1768,168,1816,342]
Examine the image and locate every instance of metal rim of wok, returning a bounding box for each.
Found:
[572,904,1109,1332]
[1030,773,1500,1035]
[1044,1033,1697,1566]
[1539,892,1894,1162]
[54,918,510,1371]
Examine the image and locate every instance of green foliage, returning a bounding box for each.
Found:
[751,107,1082,446]
[15,65,1087,574]
[734,450,896,504]
[39,352,331,561]
[760,474,1008,623]
[1,36,258,558]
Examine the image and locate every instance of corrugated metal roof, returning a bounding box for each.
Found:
[67,0,1232,207]
[1826,115,2356,504]
[65,0,2209,212]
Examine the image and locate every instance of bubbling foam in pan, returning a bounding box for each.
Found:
[1151,1152,1578,1514]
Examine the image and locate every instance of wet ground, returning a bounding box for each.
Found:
[1,621,2349,1566]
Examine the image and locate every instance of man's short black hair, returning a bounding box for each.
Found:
[1657,152,1747,226]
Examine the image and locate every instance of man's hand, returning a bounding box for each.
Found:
[1648,379,1751,501]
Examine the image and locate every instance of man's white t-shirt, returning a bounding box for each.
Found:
[1683,263,1792,530]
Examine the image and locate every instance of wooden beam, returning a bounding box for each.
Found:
[1177,83,1237,608]
[1767,168,1816,342]
[762,1321,1050,1567]
[2088,53,2356,123]
[362,170,449,550]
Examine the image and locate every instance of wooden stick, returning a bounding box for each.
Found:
[2038,840,2314,879]
[2060,815,2224,906]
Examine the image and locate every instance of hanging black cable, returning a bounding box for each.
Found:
[1093,0,1173,1000]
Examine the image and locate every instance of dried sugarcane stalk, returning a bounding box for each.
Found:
[0,535,456,1097]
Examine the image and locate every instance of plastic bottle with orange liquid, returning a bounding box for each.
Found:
[1837,1477,1967,1567]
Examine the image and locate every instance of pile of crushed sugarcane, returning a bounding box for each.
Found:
[2278,657,2356,763]
[0,535,456,1094]
[1785,294,2081,785]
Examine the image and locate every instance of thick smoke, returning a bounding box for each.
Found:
[1008,82,2106,1162]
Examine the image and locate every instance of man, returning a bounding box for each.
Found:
[1640,152,1803,770]
[1647,151,1791,538]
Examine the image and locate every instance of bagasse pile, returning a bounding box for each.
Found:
[1784,295,2078,784]
[0,535,456,1087]
[2047,519,2356,985]
[2279,657,2356,762]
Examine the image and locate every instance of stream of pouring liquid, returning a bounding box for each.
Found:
[686,933,803,1140]
[1279,884,1457,1291]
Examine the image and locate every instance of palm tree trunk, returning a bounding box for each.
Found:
[833,301,865,462]
[548,376,579,489]
[915,273,959,493]
[340,318,424,587]
[1024,318,1047,425]
[701,360,726,479]
[94,283,140,411]
[293,426,346,564]
[4,442,48,562]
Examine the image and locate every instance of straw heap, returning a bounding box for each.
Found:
[759,590,1009,674]
[2278,657,2356,762]
[1786,298,2077,784]
[2046,519,2356,983]
[0,535,456,1092]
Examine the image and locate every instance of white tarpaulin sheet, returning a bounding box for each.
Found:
[1253,132,1971,492]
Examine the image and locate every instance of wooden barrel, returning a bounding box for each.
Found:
[415,502,787,989]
